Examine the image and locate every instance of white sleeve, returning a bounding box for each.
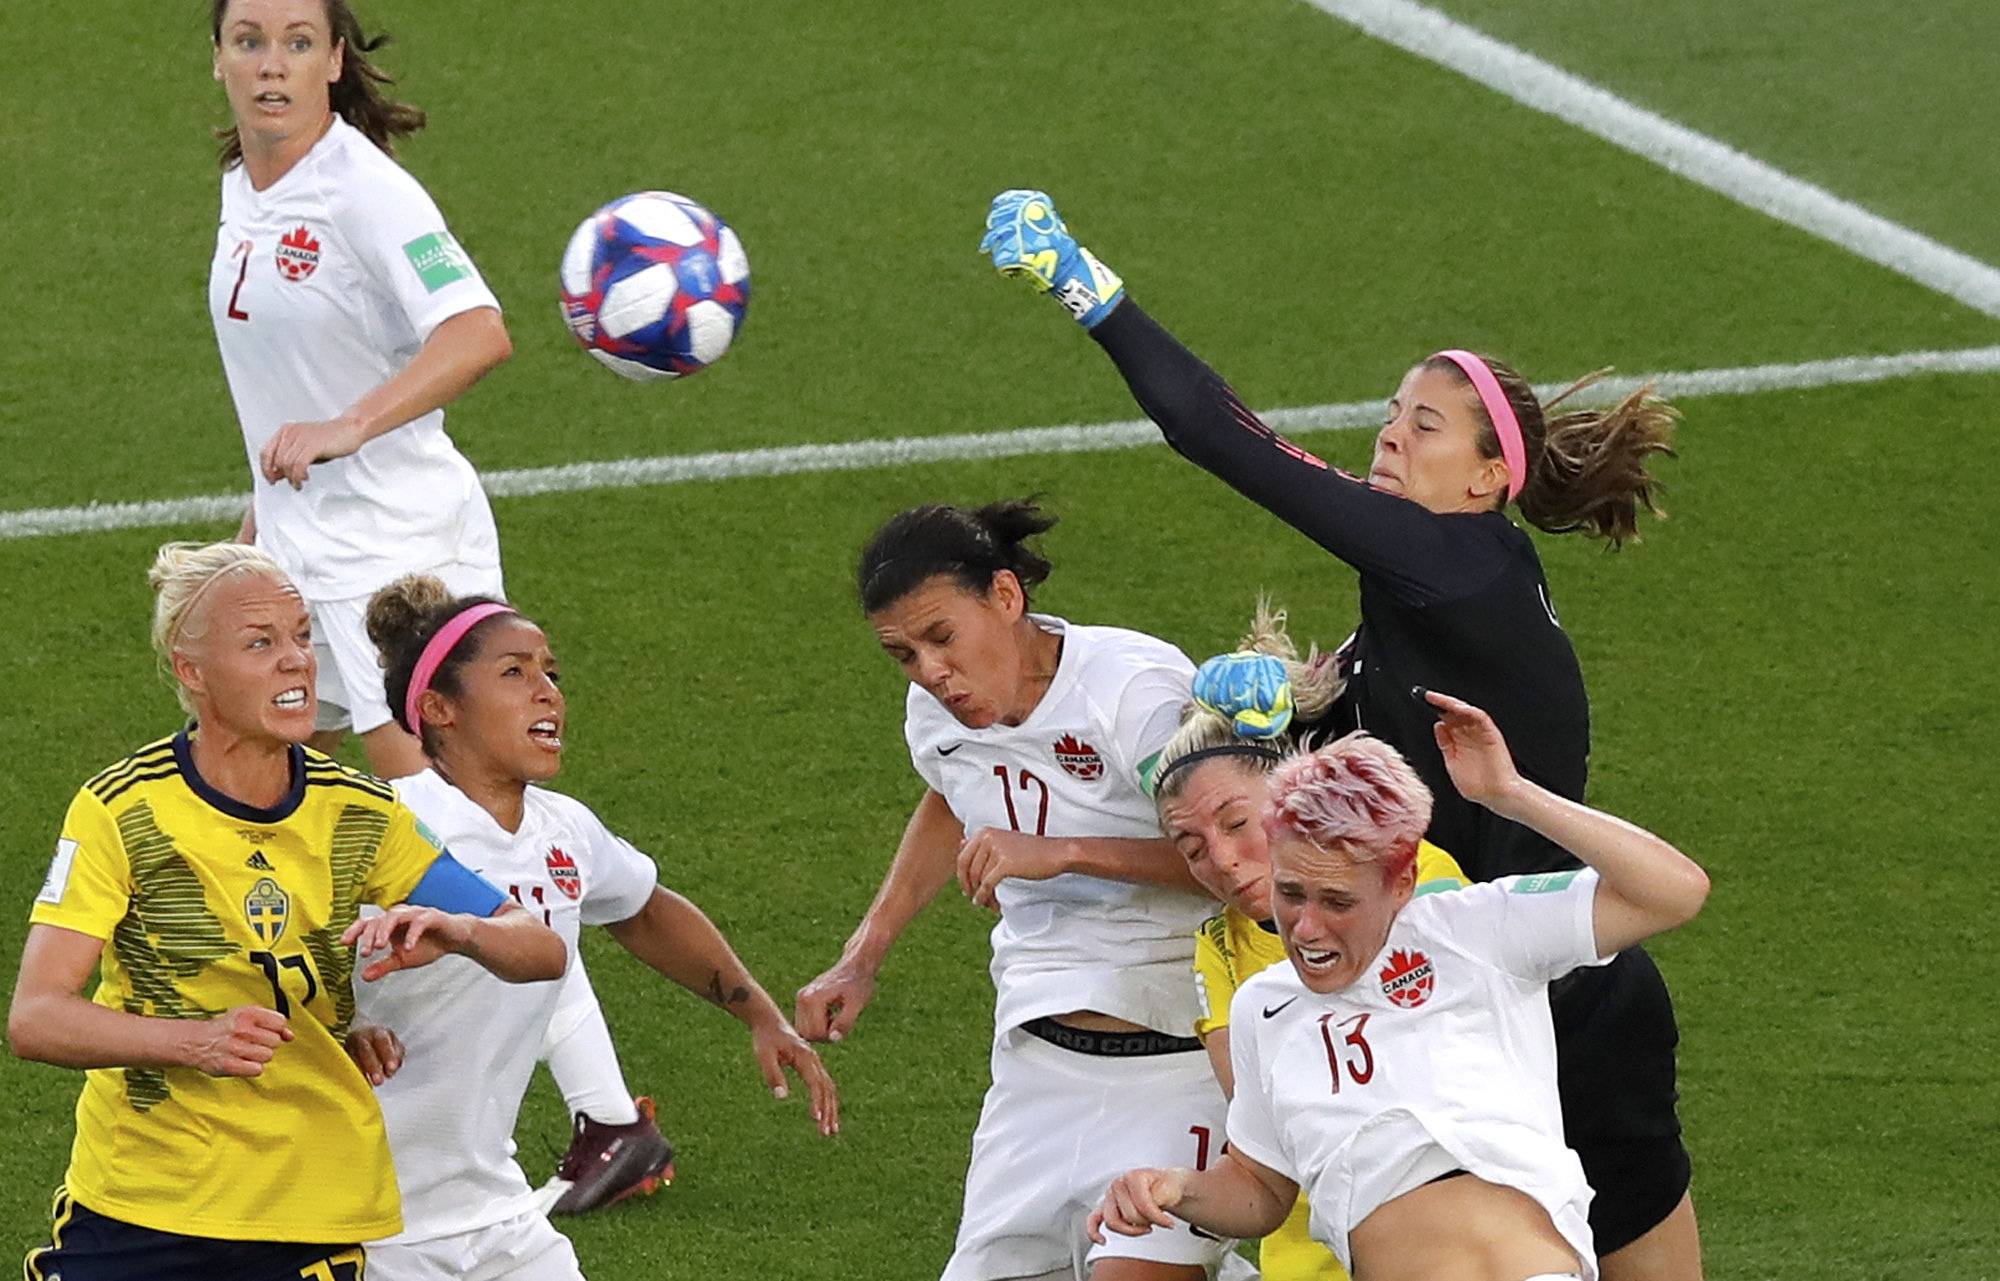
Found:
[1109,660,1194,790]
[1222,984,1297,1182]
[1436,870,1607,982]
[574,804,661,926]
[904,685,947,794]
[338,162,500,342]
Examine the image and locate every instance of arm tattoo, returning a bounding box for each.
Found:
[705,972,753,1007]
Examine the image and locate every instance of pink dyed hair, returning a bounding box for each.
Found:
[1265,733,1433,881]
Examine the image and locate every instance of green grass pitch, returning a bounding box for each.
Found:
[3,1,1997,1278]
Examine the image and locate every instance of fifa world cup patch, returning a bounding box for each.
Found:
[276,225,321,281]
[1052,733,1104,781]
[37,838,79,906]
[414,817,447,855]
[1378,948,1434,1008]
[1510,869,1582,894]
[402,231,475,293]
[546,846,582,900]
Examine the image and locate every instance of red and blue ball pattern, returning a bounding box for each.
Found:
[559,191,750,381]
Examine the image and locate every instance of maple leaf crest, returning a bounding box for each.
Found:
[1052,733,1103,780]
[1378,948,1435,1009]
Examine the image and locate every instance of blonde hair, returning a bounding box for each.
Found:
[148,541,292,712]
[1153,600,1347,804]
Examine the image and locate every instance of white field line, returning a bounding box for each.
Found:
[1303,0,2000,320]
[4,345,1998,542]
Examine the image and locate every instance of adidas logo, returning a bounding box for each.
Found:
[245,852,274,871]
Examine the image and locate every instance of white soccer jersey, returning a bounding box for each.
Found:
[905,616,1213,1036]
[210,117,503,601]
[359,771,657,1244]
[1226,870,1612,1280]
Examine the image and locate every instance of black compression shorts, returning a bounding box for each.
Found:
[1552,945,1692,1254]
[26,1189,365,1281]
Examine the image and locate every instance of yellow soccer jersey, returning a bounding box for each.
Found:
[1191,839,1466,1281]
[29,732,447,1243]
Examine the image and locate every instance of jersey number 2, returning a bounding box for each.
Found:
[226,239,253,321]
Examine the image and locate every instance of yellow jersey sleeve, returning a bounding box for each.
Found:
[31,789,134,941]
[1413,838,1469,896]
[1192,912,1239,1040]
[361,802,450,907]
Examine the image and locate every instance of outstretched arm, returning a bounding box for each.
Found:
[343,899,567,984]
[1426,689,1710,954]
[956,831,1200,909]
[607,887,839,1136]
[979,190,1501,605]
[794,788,962,1041]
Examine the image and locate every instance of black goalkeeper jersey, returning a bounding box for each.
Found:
[1092,299,1590,881]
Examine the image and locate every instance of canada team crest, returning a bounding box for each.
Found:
[276,225,321,281]
[1052,733,1103,780]
[244,877,290,944]
[1378,948,1434,1008]
[546,846,581,900]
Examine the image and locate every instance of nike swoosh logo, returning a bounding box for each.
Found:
[1262,996,1298,1019]
[938,744,963,756]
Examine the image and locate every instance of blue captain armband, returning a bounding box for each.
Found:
[408,851,509,917]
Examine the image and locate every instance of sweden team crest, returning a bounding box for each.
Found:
[245,877,290,944]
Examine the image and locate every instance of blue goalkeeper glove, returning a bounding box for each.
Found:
[980,189,1125,329]
[1193,652,1294,740]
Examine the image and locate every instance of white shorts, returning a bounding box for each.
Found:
[311,559,504,735]
[366,1211,582,1281]
[942,1025,1236,1281]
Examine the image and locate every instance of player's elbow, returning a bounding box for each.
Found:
[1636,858,1710,940]
[485,319,514,369]
[453,306,512,374]
[501,922,568,984]
[1666,861,1711,929]
[8,995,54,1064]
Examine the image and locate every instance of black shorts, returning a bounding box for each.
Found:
[1550,945,1693,1255]
[26,1189,365,1281]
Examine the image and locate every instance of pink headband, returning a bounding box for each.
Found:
[405,603,517,734]
[1433,350,1527,502]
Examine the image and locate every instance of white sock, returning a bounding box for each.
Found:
[541,960,640,1126]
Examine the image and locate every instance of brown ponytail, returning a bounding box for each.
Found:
[1425,355,1680,547]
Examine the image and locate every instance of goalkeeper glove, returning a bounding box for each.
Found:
[1194,652,1294,740]
[979,189,1125,329]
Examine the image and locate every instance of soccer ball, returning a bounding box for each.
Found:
[559,192,751,381]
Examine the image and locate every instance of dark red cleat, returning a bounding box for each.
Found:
[541,1096,676,1216]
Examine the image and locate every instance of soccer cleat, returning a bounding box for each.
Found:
[1193,651,1295,740]
[541,1096,677,1216]
[979,189,1125,328]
